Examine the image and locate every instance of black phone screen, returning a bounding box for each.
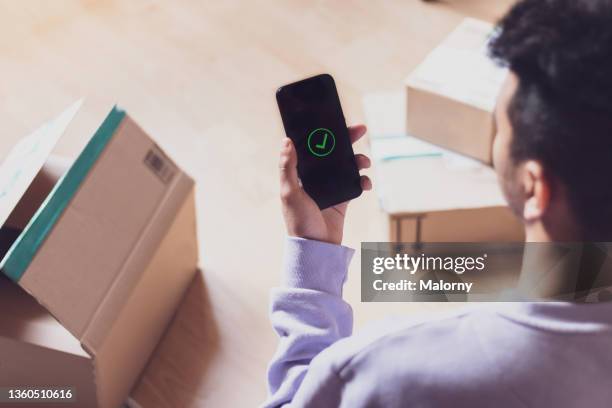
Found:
[276,74,362,209]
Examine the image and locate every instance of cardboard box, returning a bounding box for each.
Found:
[364,91,524,243]
[0,102,199,407]
[405,18,507,164]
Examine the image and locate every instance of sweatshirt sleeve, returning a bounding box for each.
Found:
[263,236,355,408]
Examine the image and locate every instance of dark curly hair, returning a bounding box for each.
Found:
[489,0,612,240]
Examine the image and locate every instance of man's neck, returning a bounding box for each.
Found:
[518,243,585,299]
[520,226,607,300]
[524,220,581,243]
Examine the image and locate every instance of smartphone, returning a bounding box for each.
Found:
[276,74,362,209]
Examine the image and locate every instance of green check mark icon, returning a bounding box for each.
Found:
[315,133,328,150]
[307,128,335,157]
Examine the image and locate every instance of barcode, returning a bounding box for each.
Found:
[144,147,175,184]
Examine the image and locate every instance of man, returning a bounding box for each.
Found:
[265,0,612,406]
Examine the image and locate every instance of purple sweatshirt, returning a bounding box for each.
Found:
[264,237,612,407]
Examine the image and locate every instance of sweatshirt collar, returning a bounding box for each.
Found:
[495,302,612,333]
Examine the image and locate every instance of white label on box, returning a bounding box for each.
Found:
[407,18,508,112]
[0,101,81,229]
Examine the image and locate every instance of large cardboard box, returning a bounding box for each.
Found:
[0,102,199,407]
[405,18,507,164]
[364,91,523,243]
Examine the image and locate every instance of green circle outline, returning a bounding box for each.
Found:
[307,128,336,157]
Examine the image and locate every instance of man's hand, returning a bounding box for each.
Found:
[279,125,372,245]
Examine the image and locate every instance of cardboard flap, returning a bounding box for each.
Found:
[1,105,125,282]
[4,156,71,231]
[92,187,198,408]
[0,276,86,357]
[0,101,81,231]
[4,108,193,351]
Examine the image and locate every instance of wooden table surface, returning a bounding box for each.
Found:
[0,1,514,406]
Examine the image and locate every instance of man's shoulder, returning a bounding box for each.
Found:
[305,304,612,407]
[319,306,494,371]
[310,306,518,405]
[320,306,509,378]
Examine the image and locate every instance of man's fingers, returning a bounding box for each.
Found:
[279,138,300,200]
[351,128,371,192]
[349,124,367,144]
[355,154,371,170]
[281,134,371,202]
[361,175,372,191]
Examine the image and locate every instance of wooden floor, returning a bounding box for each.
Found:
[0,1,514,407]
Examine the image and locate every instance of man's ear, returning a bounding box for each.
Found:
[521,160,551,222]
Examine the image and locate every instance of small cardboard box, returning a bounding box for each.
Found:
[0,102,199,407]
[364,91,523,243]
[405,18,507,164]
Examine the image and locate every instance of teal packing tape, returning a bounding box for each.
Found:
[370,133,444,163]
[1,106,126,282]
[379,153,443,162]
